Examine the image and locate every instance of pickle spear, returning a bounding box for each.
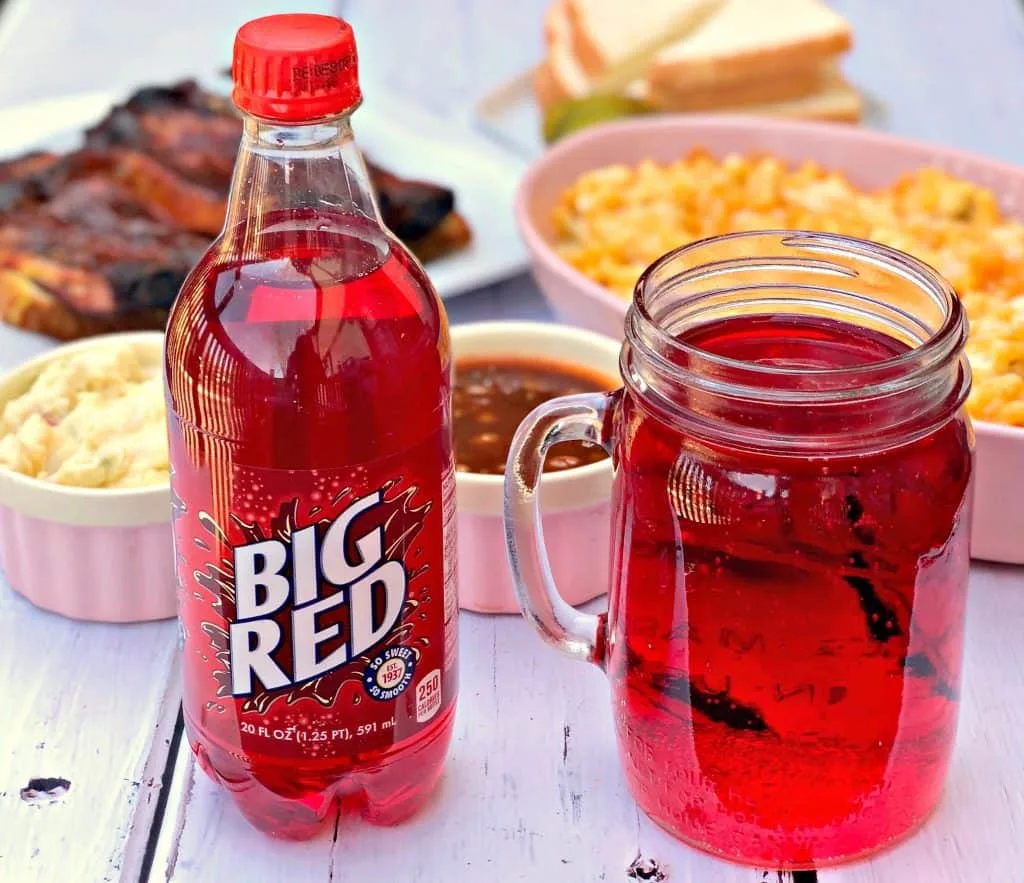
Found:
[542,95,653,144]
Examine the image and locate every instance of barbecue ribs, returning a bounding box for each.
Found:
[0,81,472,340]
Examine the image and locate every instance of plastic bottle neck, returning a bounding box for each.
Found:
[221,111,381,247]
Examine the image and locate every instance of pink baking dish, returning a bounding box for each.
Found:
[514,114,1024,566]
[0,332,175,622]
[452,321,620,613]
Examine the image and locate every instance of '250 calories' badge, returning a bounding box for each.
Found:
[363,645,416,701]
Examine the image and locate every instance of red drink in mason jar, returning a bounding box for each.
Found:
[506,232,973,869]
[610,314,972,867]
[165,14,457,839]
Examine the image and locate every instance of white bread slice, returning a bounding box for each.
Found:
[539,40,839,117]
[545,0,597,98]
[533,60,574,112]
[537,1,853,115]
[565,0,725,88]
[542,0,648,106]
[716,70,862,122]
[648,0,853,91]
[647,62,836,112]
[535,0,861,123]
[534,58,861,125]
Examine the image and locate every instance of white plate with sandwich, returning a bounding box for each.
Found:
[475,0,877,157]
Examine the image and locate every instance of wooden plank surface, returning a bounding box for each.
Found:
[155,565,1024,882]
[0,0,336,108]
[0,614,180,883]
[829,0,1024,164]
[0,326,183,883]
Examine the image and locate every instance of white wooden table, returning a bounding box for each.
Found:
[0,1,1021,881]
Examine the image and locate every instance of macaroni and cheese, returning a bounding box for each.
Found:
[552,151,1024,426]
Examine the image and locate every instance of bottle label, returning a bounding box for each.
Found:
[228,485,411,697]
[171,425,457,756]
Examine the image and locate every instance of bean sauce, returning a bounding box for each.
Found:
[453,356,614,475]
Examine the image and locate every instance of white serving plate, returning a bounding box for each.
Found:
[0,86,529,300]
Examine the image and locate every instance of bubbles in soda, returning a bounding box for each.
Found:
[607,315,972,868]
[166,211,458,839]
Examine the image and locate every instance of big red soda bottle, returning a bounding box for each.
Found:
[165,14,458,839]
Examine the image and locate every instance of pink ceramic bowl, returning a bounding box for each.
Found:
[514,114,1024,565]
[452,321,620,613]
[0,332,175,622]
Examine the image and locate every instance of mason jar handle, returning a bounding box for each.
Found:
[504,391,614,669]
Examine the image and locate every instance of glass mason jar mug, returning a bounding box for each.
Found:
[505,232,974,869]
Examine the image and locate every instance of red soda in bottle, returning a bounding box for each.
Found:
[165,14,458,839]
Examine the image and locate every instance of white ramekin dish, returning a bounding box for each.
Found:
[452,321,619,614]
[0,331,175,622]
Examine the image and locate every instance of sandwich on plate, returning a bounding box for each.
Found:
[535,0,861,140]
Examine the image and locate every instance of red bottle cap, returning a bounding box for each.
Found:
[232,14,361,122]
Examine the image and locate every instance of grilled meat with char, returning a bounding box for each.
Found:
[0,80,471,340]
